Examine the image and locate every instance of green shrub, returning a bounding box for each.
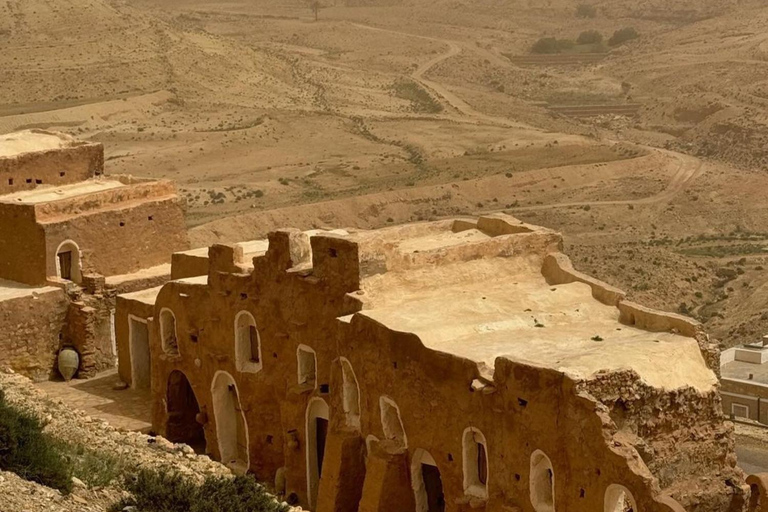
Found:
[112,469,288,512]
[608,27,639,46]
[531,37,575,54]
[576,4,597,18]
[0,390,73,494]
[577,30,603,45]
[392,79,443,113]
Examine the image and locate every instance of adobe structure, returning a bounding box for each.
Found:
[0,130,189,380]
[115,214,750,512]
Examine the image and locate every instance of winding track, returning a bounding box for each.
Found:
[351,22,704,209]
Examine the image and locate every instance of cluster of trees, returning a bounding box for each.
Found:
[531,27,639,54]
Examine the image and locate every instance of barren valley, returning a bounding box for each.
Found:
[3,0,768,348]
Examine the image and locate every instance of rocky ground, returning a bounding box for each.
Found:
[0,368,296,512]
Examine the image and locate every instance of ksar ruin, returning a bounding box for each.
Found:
[1,131,765,512]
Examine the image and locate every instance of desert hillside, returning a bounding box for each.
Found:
[2,0,768,348]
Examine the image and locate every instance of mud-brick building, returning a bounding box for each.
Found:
[0,130,190,380]
[0,129,189,286]
[116,214,748,512]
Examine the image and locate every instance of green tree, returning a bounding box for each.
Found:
[608,27,639,46]
[576,4,597,18]
[577,30,603,45]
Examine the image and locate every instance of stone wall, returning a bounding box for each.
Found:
[43,196,189,279]
[62,298,115,379]
[0,139,103,196]
[0,287,69,381]
[0,203,48,285]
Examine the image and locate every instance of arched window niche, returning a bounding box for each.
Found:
[380,396,407,449]
[462,427,489,499]
[160,308,179,356]
[530,449,555,512]
[339,357,361,429]
[234,311,262,373]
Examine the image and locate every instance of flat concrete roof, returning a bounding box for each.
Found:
[0,130,81,158]
[0,279,61,301]
[359,257,716,392]
[0,179,124,204]
[722,359,768,385]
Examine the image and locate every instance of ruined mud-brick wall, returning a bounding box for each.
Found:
[39,181,189,279]
[62,296,115,379]
[0,139,103,195]
[138,220,737,512]
[0,203,47,285]
[582,372,745,511]
[0,288,69,381]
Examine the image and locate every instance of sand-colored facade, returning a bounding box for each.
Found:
[0,130,189,380]
[0,130,189,286]
[116,215,747,512]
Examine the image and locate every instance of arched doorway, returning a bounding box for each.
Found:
[604,484,637,512]
[306,397,330,510]
[55,240,82,283]
[412,449,446,512]
[211,371,249,474]
[166,370,205,453]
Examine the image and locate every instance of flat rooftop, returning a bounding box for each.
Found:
[0,279,61,301]
[722,359,768,384]
[0,130,82,159]
[358,256,715,392]
[0,178,124,204]
[119,285,164,306]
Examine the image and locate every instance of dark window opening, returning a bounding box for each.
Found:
[35,179,42,184]
[119,221,125,227]
[477,443,488,485]
[26,178,32,184]
[316,417,328,476]
[7,179,13,185]
[248,325,259,362]
[422,464,446,512]
[148,215,154,221]
[60,171,66,177]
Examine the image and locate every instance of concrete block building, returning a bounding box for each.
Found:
[116,214,746,512]
[720,339,768,424]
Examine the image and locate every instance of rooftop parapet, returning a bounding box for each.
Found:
[0,130,103,195]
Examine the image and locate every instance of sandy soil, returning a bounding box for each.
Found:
[3,0,768,347]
